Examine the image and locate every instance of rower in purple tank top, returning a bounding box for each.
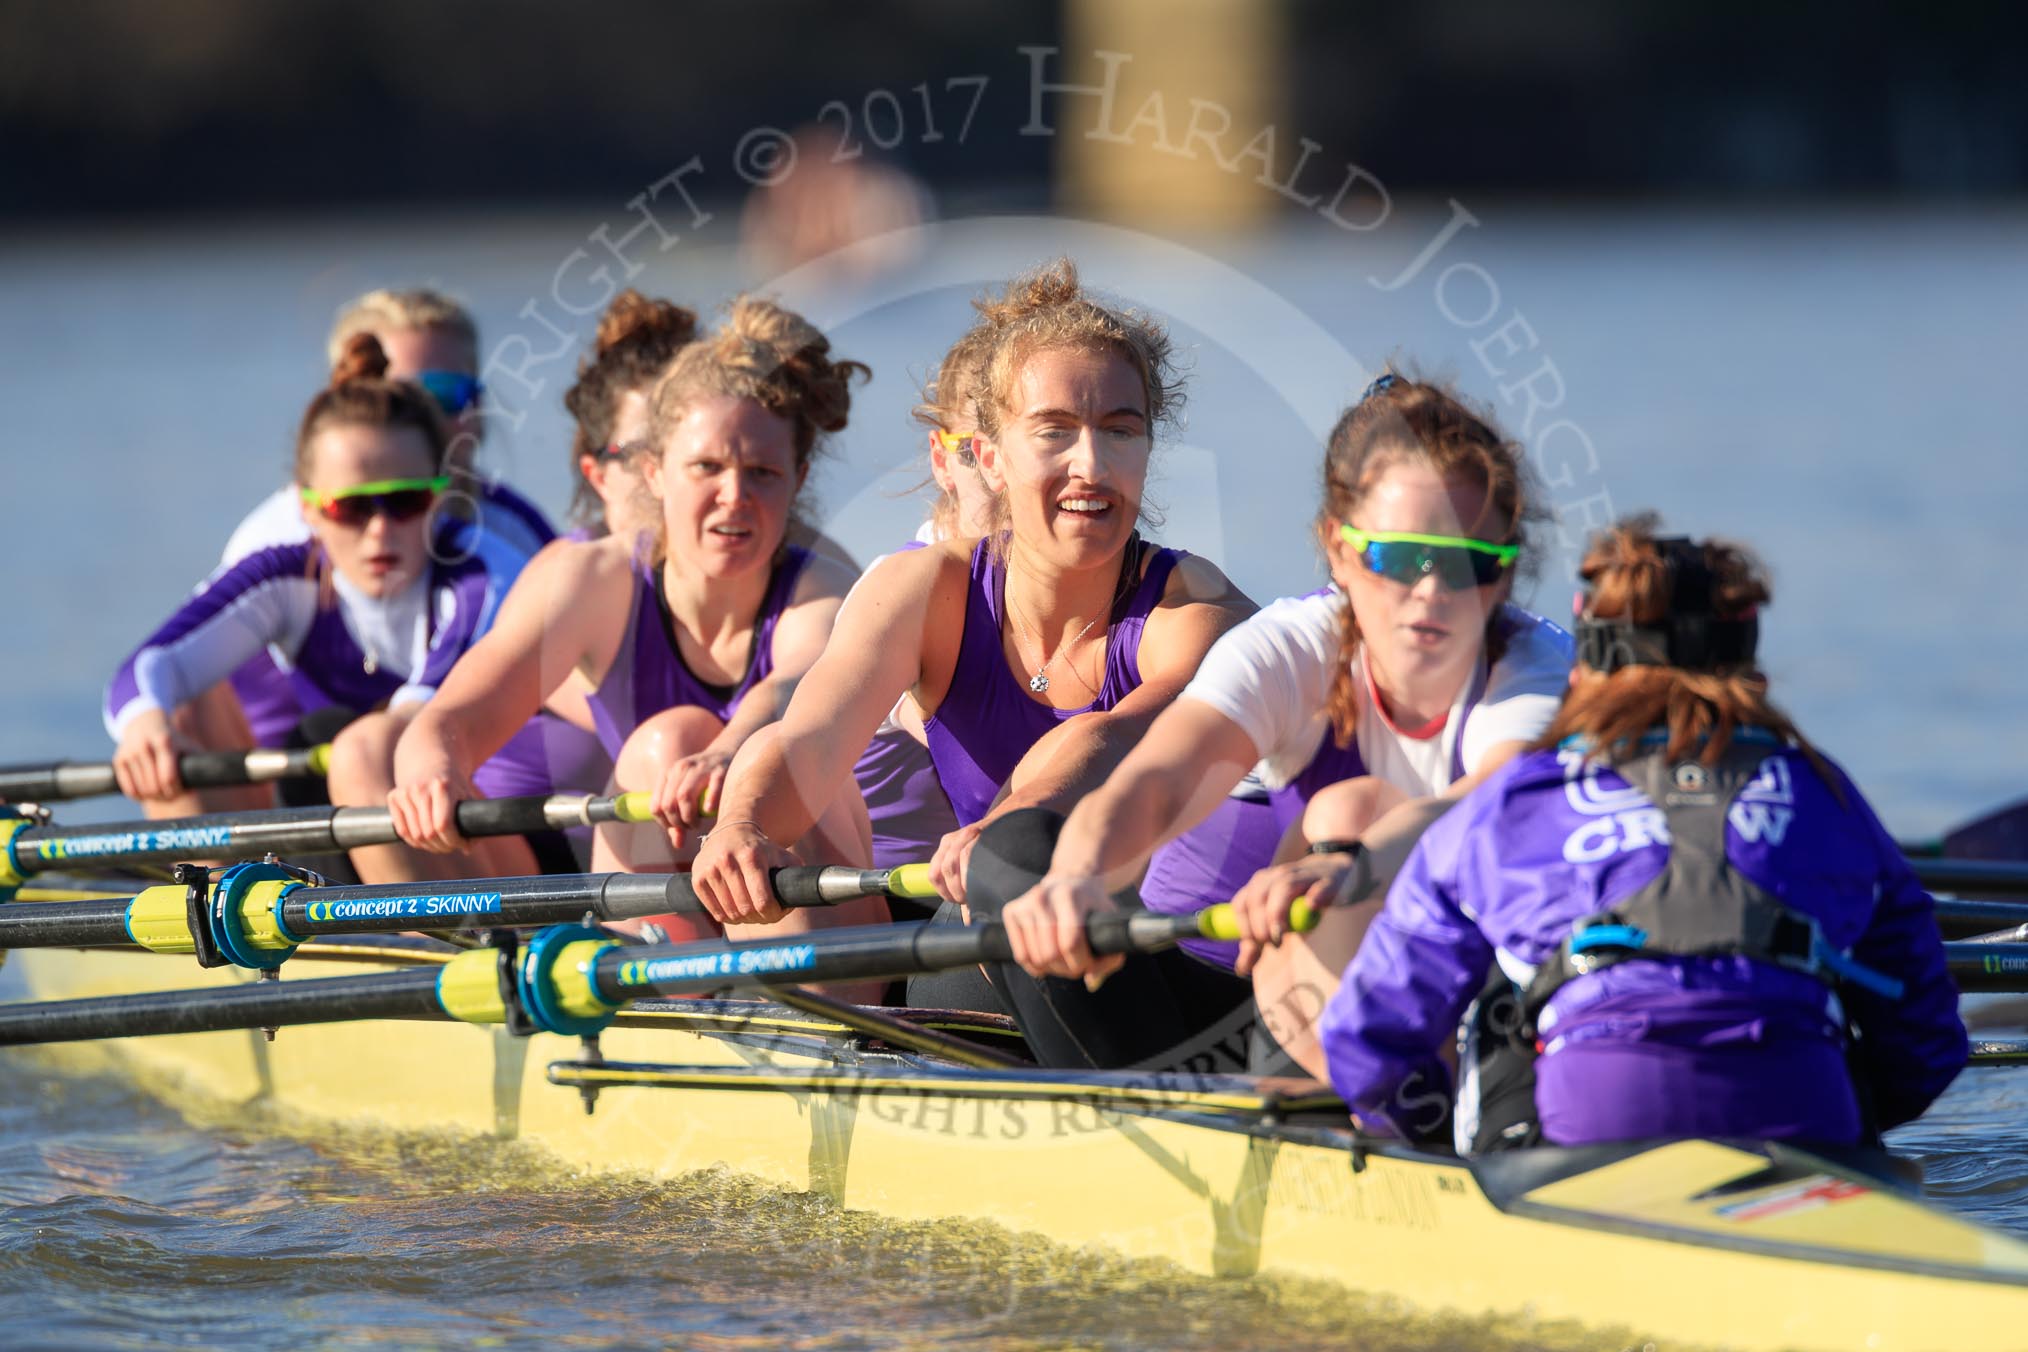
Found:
[390,296,889,999]
[459,290,701,871]
[585,542,813,758]
[693,259,1256,1067]
[923,534,1182,824]
[1318,519,1966,1151]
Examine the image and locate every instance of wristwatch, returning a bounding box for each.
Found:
[1306,839,1373,906]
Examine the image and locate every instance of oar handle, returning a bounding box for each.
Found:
[0,745,331,804]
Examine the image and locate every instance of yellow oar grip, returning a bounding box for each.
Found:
[306,743,332,776]
[1195,897,1320,943]
[437,948,507,1024]
[886,862,938,899]
[604,791,707,824]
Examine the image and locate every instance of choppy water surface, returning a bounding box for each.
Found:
[0,1053,2021,1352]
[0,1060,1619,1352]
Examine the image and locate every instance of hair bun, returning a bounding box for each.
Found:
[596,290,699,358]
[330,331,391,388]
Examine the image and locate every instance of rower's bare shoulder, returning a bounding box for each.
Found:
[1163,552,1257,619]
[513,535,632,612]
[872,537,973,603]
[792,550,861,604]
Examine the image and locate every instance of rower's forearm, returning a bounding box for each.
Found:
[706,673,796,761]
[394,706,475,784]
[1354,796,1457,899]
[1002,713,1153,820]
[1050,774,1188,887]
[716,732,825,844]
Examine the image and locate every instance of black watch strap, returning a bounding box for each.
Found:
[1306,839,1373,906]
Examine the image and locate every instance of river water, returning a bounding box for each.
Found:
[1,204,2025,1345]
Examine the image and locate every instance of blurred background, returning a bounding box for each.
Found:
[1,0,2023,834]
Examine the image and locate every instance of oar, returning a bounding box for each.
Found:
[1937,898,2028,940]
[1912,860,2028,900]
[0,857,941,962]
[0,791,655,877]
[0,745,331,804]
[0,902,1305,1046]
[1945,941,2028,993]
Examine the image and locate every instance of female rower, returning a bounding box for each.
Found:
[851,320,1000,911]
[691,259,1254,1053]
[141,289,555,825]
[106,337,522,853]
[400,290,703,878]
[561,290,700,544]
[995,374,1570,1071]
[387,297,885,950]
[1317,517,1966,1150]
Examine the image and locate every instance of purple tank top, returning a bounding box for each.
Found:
[924,536,1183,825]
[585,545,814,759]
[1139,788,1283,969]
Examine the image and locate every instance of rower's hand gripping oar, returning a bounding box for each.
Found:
[0,745,332,805]
[0,902,1315,1047]
[0,790,661,881]
[0,856,941,962]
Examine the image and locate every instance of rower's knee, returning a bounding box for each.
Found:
[326,711,404,805]
[611,705,724,791]
[964,807,1064,921]
[1300,775,1396,844]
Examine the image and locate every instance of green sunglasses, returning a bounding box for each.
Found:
[300,475,451,526]
[1337,525,1519,589]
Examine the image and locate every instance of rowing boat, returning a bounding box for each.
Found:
[5,878,2026,1350]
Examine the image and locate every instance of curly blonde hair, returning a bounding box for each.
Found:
[645,296,868,562]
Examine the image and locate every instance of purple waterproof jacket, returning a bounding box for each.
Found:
[1318,735,1968,1147]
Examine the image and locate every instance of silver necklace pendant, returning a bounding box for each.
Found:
[1029,671,1050,694]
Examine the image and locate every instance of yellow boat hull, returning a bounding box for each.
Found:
[9,941,2028,1351]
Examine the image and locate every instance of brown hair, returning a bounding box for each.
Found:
[294,333,451,483]
[647,296,867,561]
[967,259,1181,548]
[563,290,700,529]
[972,258,1181,441]
[325,288,478,367]
[909,319,996,538]
[1320,372,1545,744]
[1540,513,1824,774]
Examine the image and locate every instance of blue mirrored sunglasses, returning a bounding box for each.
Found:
[416,369,483,417]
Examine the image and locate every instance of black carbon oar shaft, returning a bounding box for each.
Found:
[1917,859,2028,899]
[1945,941,2028,992]
[0,864,928,951]
[7,792,646,874]
[1937,899,2028,940]
[591,911,1200,1000]
[0,747,326,804]
[0,968,446,1044]
[0,909,1246,1047]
